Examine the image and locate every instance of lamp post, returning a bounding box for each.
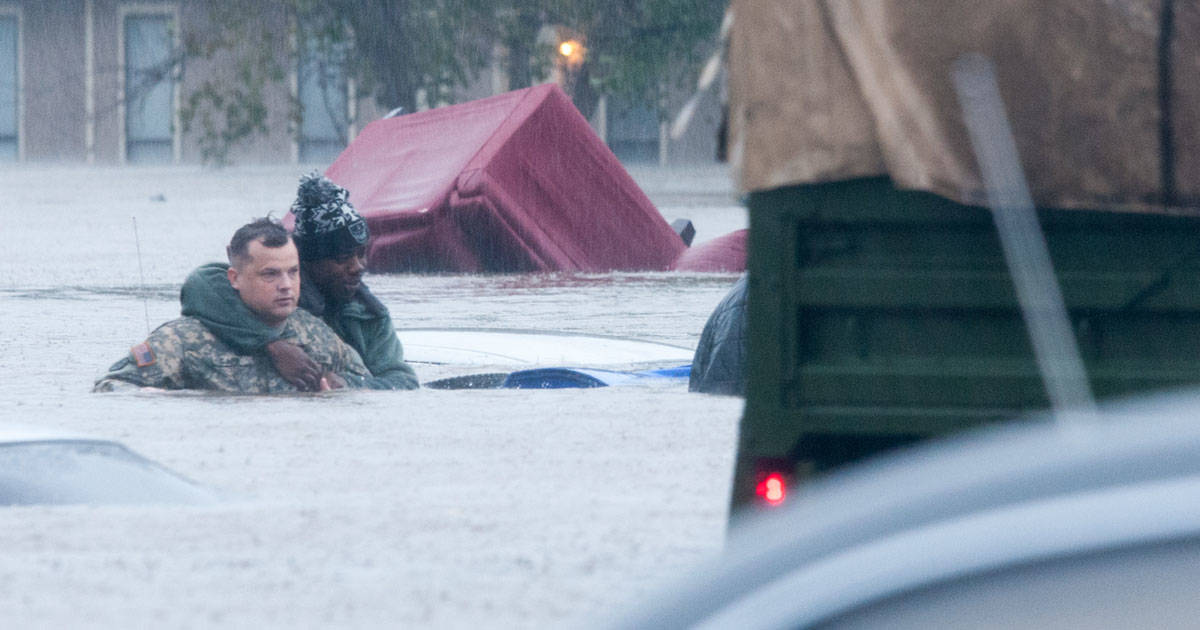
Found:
[555,34,597,121]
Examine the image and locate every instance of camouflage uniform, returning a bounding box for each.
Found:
[93,309,370,393]
[181,262,420,390]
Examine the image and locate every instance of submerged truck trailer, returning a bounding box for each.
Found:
[728,0,1200,509]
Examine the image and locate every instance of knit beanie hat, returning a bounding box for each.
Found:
[291,172,370,261]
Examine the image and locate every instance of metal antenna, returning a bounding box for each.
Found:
[132,216,151,336]
[952,53,1098,427]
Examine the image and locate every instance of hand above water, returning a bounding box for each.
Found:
[266,340,322,391]
[318,372,347,391]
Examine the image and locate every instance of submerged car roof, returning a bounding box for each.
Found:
[0,421,218,506]
[0,422,102,444]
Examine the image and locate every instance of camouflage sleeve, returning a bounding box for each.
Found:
[285,311,371,390]
[92,322,188,392]
[330,337,371,389]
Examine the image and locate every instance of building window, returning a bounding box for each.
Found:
[297,36,350,164]
[124,13,176,164]
[0,14,18,163]
[607,97,659,164]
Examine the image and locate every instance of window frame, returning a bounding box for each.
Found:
[289,17,356,165]
[0,6,24,163]
[117,3,181,165]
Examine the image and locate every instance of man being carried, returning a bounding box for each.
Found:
[179,174,419,391]
[94,218,370,393]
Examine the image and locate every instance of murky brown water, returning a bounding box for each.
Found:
[0,165,747,628]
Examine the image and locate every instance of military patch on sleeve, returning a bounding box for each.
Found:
[132,342,156,367]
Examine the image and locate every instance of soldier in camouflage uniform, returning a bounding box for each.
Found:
[94,218,370,393]
[93,309,370,393]
[179,172,419,391]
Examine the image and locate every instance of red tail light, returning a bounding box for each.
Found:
[755,472,788,507]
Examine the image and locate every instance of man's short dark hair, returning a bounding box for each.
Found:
[227,217,292,268]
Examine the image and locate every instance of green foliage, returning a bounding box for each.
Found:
[490,0,726,116]
[179,0,726,165]
[179,0,292,166]
[587,0,727,109]
[289,0,492,113]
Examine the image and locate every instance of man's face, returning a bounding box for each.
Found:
[227,239,301,326]
[307,246,368,303]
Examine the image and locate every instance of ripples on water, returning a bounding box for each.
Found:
[0,165,745,627]
[1,165,744,395]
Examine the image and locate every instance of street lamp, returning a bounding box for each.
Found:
[558,38,585,68]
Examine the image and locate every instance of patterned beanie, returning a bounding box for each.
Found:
[291,172,370,261]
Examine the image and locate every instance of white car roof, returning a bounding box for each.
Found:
[0,423,99,444]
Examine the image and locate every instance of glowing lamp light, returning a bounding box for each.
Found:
[756,473,787,506]
[557,38,585,68]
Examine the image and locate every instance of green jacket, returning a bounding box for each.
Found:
[94,310,370,393]
[180,263,419,390]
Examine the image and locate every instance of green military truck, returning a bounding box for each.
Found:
[726,0,1200,509]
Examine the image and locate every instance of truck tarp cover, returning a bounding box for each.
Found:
[325,84,685,273]
[728,0,1200,213]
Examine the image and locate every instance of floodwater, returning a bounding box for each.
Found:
[0,164,745,628]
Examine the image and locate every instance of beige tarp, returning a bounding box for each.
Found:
[728,0,1200,213]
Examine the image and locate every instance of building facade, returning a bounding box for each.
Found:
[0,0,719,166]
